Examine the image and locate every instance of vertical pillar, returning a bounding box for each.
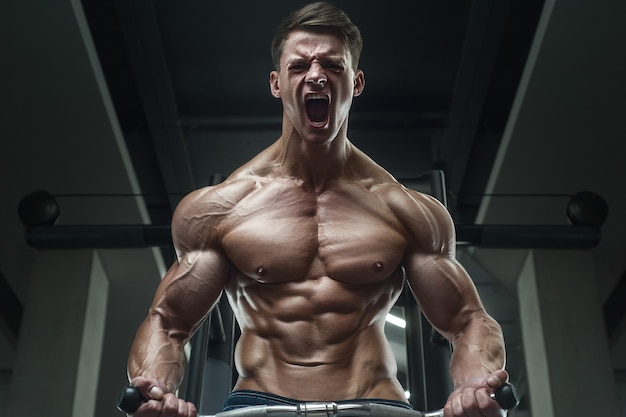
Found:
[0,371,9,417]
[199,298,237,414]
[518,250,618,417]
[6,250,108,417]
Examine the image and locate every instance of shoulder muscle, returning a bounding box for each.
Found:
[171,177,261,254]
[382,184,456,257]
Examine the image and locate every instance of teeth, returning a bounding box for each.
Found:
[306,94,328,101]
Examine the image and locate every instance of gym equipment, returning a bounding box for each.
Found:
[116,382,519,417]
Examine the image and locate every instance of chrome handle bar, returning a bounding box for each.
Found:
[117,383,519,417]
[209,402,435,417]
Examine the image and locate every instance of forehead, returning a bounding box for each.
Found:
[281,30,350,63]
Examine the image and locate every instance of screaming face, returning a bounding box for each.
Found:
[270,30,365,146]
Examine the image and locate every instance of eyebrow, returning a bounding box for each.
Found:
[284,55,347,65]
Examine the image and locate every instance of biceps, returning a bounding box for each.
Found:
[405,255,484,338]
[151,250,230,340]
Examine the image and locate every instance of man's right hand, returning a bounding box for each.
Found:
[128,377,197,417]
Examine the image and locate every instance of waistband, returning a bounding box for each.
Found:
[223,390,413,412]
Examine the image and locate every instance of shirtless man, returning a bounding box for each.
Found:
[126,2,508,417]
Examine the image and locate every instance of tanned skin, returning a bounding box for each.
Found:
[127,29,507,417]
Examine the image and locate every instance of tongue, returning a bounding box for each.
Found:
[307,99,328,124]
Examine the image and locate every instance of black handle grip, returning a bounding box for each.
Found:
[117,386,145,414]
[492,382,520,410]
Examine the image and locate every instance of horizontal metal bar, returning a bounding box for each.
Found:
[456,224,601,249]
[25,225,172,249]
[195,403,429,417]
[24,224,601,250]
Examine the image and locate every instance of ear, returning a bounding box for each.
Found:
[270,71,281,98]
[353,69,365,97]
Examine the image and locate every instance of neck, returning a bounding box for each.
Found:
[276,121,352,192]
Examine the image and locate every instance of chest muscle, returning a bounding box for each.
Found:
[221,183,407,285]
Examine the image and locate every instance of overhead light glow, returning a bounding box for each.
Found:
[386,313,406,328]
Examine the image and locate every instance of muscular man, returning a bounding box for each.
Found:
[126,2,508,417]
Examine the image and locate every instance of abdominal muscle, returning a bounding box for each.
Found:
[226,272,408,402]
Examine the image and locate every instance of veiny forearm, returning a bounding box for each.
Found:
[128,311,189,393]
[449,310,506,388]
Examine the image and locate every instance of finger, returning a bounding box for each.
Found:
[133,398,163,417]
[478,387,507,417]
[129,376,167,406]
[188,401,198,417]
[148,385,165,400]
[161,393,181,417]
[177,398,189,417]
[476,388,493,410]
[487,370,509,389]
[180,398,198,417]
[451,392,465,417]
[461,388,482,417]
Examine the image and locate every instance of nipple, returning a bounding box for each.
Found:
[372,261,384,272]
[255,265,267,277]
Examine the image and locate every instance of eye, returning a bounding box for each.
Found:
[288,63,307,73]
[324,63,344,73]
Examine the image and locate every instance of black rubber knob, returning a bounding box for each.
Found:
[117,386,145,414]
[493,382,520,410]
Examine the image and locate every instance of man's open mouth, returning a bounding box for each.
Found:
[305,94,329,127]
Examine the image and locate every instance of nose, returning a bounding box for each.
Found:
[306,77,327,87]
[305,62,327,87]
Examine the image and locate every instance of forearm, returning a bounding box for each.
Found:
[449,311,506,388]
[128,311,188,393]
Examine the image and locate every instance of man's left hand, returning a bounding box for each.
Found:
[443,369,509,417]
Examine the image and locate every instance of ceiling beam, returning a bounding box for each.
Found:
[438,0,513,193]
[113,0,196,206]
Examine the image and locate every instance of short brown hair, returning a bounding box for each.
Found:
[271,2,363,71]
